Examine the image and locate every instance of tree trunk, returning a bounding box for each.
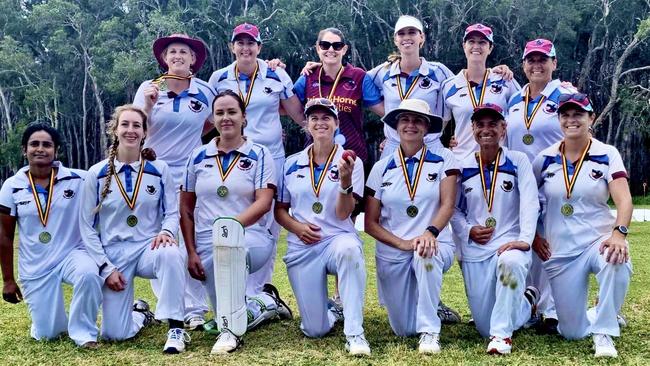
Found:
[0,85,13,133]
[81,53,89,169]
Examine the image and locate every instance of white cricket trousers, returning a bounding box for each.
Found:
[527,251,556,318]
[21,249,102,346]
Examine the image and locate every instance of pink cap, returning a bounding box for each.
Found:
[463,23,494,43]
[231,23,262,43]
[471,103,505,121]
[522,38,556,59]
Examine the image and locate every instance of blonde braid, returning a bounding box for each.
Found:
[94,141,118,212]
[386,53,401,66]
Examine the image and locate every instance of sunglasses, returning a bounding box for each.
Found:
[318,41,345,51]
[558,93,589,103]
[306,98,335,107]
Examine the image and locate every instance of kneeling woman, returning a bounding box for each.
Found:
[532,94,632,358]
[0,124,102,348]
[365,99,458,354]
[275,98,369,355]
[451,104,539,355]
[181,90,292,354]
[80,105,188,353]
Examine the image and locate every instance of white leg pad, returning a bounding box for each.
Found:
[213,217,248,337]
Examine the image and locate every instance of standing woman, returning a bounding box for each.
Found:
[364,99,458,354]
[134,33,216,329]
[294,27,384,164]
[441,24,521,162]
[80,105,189,353]
[0,124,102,348]
[180,90,292,354]
[505,39,575,332]
[275,98,369,355]
[451,104,539,355]
[209,23,305,296]
[532,94,632,358]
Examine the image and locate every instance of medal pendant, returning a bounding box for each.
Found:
[312,201,323,214]
[406,205,419,218]
[126,214,139,227]
[156,79,168,92]
[217,185,229,198]
[560,203,574,217]
[38,231,51,244]
[485,216,497,228]
[522,133,535,145]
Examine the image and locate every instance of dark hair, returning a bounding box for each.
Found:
[21,123,62,150]
[317,28,346,43]
[212,90,246,114]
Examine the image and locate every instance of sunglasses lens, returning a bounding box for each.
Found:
[318,41,345,51]
[332,42,345,50]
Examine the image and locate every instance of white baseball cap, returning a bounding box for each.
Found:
[394,15,423,34]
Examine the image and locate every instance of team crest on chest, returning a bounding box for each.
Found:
[381,182,392,187]
[342,79,357,91]
[546,172,555,179]
[63,189,75,199]
[204,163,213,168]
[543,102,558,114]
[426,173,438,182]
[188,99,205,113]
[419,78,432,89]
[146,185,157,195]
[501,180,514,192]
[238,158,253,171]
[490,82,503,94]
[590,169,604,180]
[459,93,468,98]
[263,87,272,94]
[464,187,473,194]
[327,166,340,182]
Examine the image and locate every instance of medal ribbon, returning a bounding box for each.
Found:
[478,148,502,213]
[27,169,55,227]
[114,159,145,210]
[398,146,426,202]
[465,69,490,109]
[152,73,192,85]
[309,145,337,199]
[318,65,344,100]
[396,74,420,100]
[523,89,546,131]
[234,62,259,108]
[215,152,241,182]
[560,139,592,199]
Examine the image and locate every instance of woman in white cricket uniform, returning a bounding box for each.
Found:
[0,124,102,348]
[532,94,632,358]
[441,23,521,162]
[133,33,216,328]
[364,99,458,354]
[79,105,189,353]
[505,39,575,333]
[181,90,292,354]
[209,23,305,296]
[451,104,539,355]
[275,98,369,355]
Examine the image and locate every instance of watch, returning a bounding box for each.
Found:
[613,225,628,236]
[426,225,440,238]
[338,185,353,195]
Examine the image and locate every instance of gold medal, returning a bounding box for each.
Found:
[560,203,574,216]
[398,147,426,219]
[485,216,497,228]
[114,159,145,221]
[522,133,535,145]
[152,74,192,92]
[309,145,337,214]
[560,139,592,216]
[522,89,546,147]
[217,185,229,198]
[126,214,138,227]
[235,62,259,108]
[215,149,241,199]
[478,148,502,227]
[406,205,419,218]
[38,231,52,244]
[312,202,323,214]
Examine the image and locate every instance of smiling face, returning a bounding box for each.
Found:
[472,115,506,149]
[463,34,492,64]
[307,109,338,142]
[115,110,146,150]
[396,112,428,144]
[163,42,195,76]
[558,106,594,140]
[24,130,56,167]
[523,53,556,84]
[213,95,246,139]
[394,26,424,56]
[316,31,347,67]
[231,34,262,64]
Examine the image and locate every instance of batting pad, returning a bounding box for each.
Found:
[213,217,248,336]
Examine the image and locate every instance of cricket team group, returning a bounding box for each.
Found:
[0,15,633,359]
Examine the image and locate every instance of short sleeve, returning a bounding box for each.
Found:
[361,74,382,106]
[293,75,307,103]
[351,157,365,197]
[0,178,16,216]
[255,146,276,190]
[133,81,149,108]
[182,153,198,192]
[367,64,385,91]
[441,150,461,179]
[606,146,628,182]
[277,160,291,204]
[278,69,295,100]
[365,160,384,200]
[440,78,453,122]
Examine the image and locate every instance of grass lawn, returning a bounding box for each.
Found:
[1,223,649,365]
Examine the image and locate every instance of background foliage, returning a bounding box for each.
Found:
[1,0,649,192]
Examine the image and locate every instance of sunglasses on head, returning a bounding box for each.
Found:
[318,41,345,51]
[558,93,589,103]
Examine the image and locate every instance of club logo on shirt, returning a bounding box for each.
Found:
[419,78,432,89]
[512,107,520,112]
[204,164,214,168]
[546,172,555,179]
[501,180,514,192]
[238,158,253,171]
[63,189,75,199]
[146,185,157,195]
[263,87,272,94]
[426,173,438,182]
[188,99,205,113]
[490,83,503,94]
[296,174,305,179]
[459,93,468,98]
[342,79,357,91]
[328,166,340,182]
[543,102,558,114]
[590,169,604,180]
[464,187,473,194]
[17,200,31,206]
[381,182,392,187]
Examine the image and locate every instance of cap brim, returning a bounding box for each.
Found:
[153,36,207,72]
[558,101,592,113]
[471,108,505,122]
[304,104,337,118]
[522,50,553,60]
[464,31,493,42]
[382,109,443,134]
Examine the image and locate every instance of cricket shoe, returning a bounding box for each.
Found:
[487,336,512,355]
[211,328,242,354]
[593,333,617,358]
[345,333,371,356]
[418,332,441,354]
[184,316,206,331]
[437,301,461,324]
[263,283,293,320]
[163,328,191,354]
[133,299,159,327]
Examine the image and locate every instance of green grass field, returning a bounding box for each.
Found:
[1,224,649,365]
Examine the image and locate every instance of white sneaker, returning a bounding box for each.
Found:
[163,328,191,354]
[345,334,371,356]
[184,316,206,331]
[486,336,512,355]
[593,334,618,358]
[418,332,441,354]
[211,329,241,354]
